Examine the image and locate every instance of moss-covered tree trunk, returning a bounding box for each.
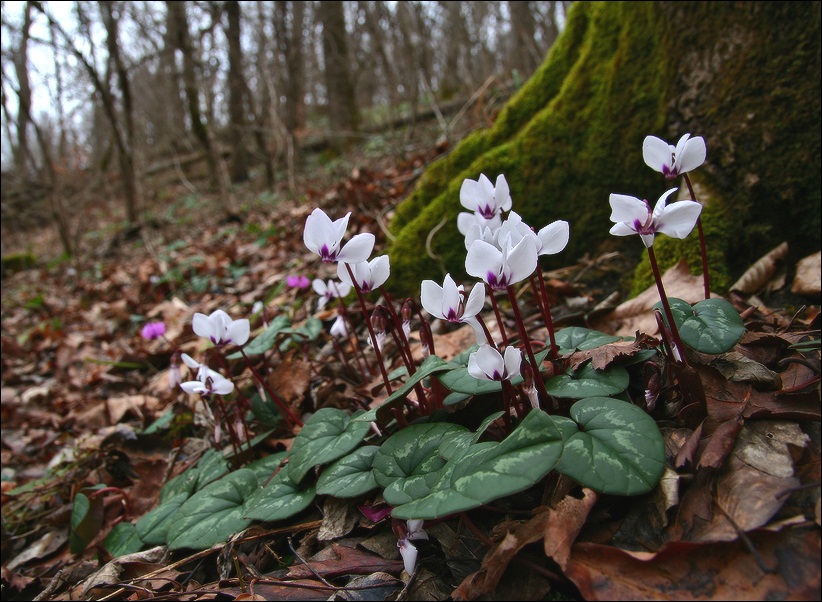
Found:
[387,1,821,297]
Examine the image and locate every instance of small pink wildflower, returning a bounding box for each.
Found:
[141,321,166,340]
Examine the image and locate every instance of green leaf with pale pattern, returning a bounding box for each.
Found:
[159,448,229,503]
[167,469,259,550]
[391,410,564,519]
[244,470,317,522]
[374,423,470,506]
[104,522,144,558]
[656,298,745,354]
[136,492,188,545]
[316,445,380,498]
[286,408,371,484]
[554,397,664,495]
[544,362,629,399]
[555,327,623,354]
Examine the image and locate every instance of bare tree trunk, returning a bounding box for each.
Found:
[316,0,358,154]
[35,1,142,227]
[509,0,541,76]
[165,1,238,219]
[100,0,142,225]
[12,2,33,175]
[225,0,249,182]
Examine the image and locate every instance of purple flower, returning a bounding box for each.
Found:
[141,321,166,340]
[287,274,311,289]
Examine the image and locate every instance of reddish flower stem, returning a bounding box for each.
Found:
[646,245,688,365]
[683,173,711,300]
[506,286,553,407]
[487,285,509,346]
[345,263,393,395]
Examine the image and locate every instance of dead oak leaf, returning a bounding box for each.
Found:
[567,334,659,372]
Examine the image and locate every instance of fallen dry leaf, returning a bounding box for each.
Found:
[566,528,820,600]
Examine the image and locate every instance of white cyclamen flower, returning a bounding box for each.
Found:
[179,353,235,396]
[303,208,375,264]
[465,235,538,291]
[643,134,706,179]
[460,173,512,219]
[421,274,485,341]
[337,255,390,293]
[398,519,428,576]
[609,188,702,248]
[467,344,522,382]
[312,278,352,310]
[192,309,250,347]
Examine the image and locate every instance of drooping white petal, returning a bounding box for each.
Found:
[330,314,348,337]
[420,279,446,319]
[655,200,703,239]
[503,346,523,380]
[504,236,538,285]
[459,177,484,212]
[642,135,674,174]
[465,239,503,282]
[192,312,216,341]
[609,221,638,237]
[609,194,648,224]
[468,344,505,381]
[677,136,706,173]
[210,375,235,396]
[536,220,570,255]
[336,232,375,264]
[463,282,486,317]
[398,539,418,576]
[181,353,200,370]
[406,519,428,541]
[494,174,512,212]
[312,279,328,296]
[229,320,250,346]
[180,381,204,395]
[369,255,391,289]
[651,188,680,221]
[441,274,463,316]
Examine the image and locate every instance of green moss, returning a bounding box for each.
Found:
[387,1,821,300]
[388,2,669,296]
[1,252,37,276]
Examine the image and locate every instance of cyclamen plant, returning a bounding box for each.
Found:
[137,133,747,567]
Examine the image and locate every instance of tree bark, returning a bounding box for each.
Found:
[225,0,249,182]
[316,0,358,154]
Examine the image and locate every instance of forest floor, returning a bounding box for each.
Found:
[1,115,820,601]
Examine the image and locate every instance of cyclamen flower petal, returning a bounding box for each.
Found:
[420,274,485,341]
[337,255,390,293]
[303,208,375,263]
[179,359,234,397]
[330,314,349,338]
[398,538,418,576]
[535,220,570,256]
[141,321,166,340]
[609,188,701,248]
[287,274,311,289]
[312,278,352,310]
[457,211,502,239]
[192,309,250,347]
[468,345,522,381]
[643,134,706,179]
[460,174,512,219]
[465,236,538,290]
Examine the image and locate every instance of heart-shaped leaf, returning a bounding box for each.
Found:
[391,410,564,519]
[246,451,288,483]
[287,408,371,484]
[167,468,259,550]
[656,298,745,354]
[244,470,316,522]
[136,492,188,545]
[555,327,623,353]
[70,491,104,553]
[554,397,665,495]
[104,522,144,558]
[159,448,230,503]
[316,445,380,498]
[544,362,629,399]
[373,422,470,506]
